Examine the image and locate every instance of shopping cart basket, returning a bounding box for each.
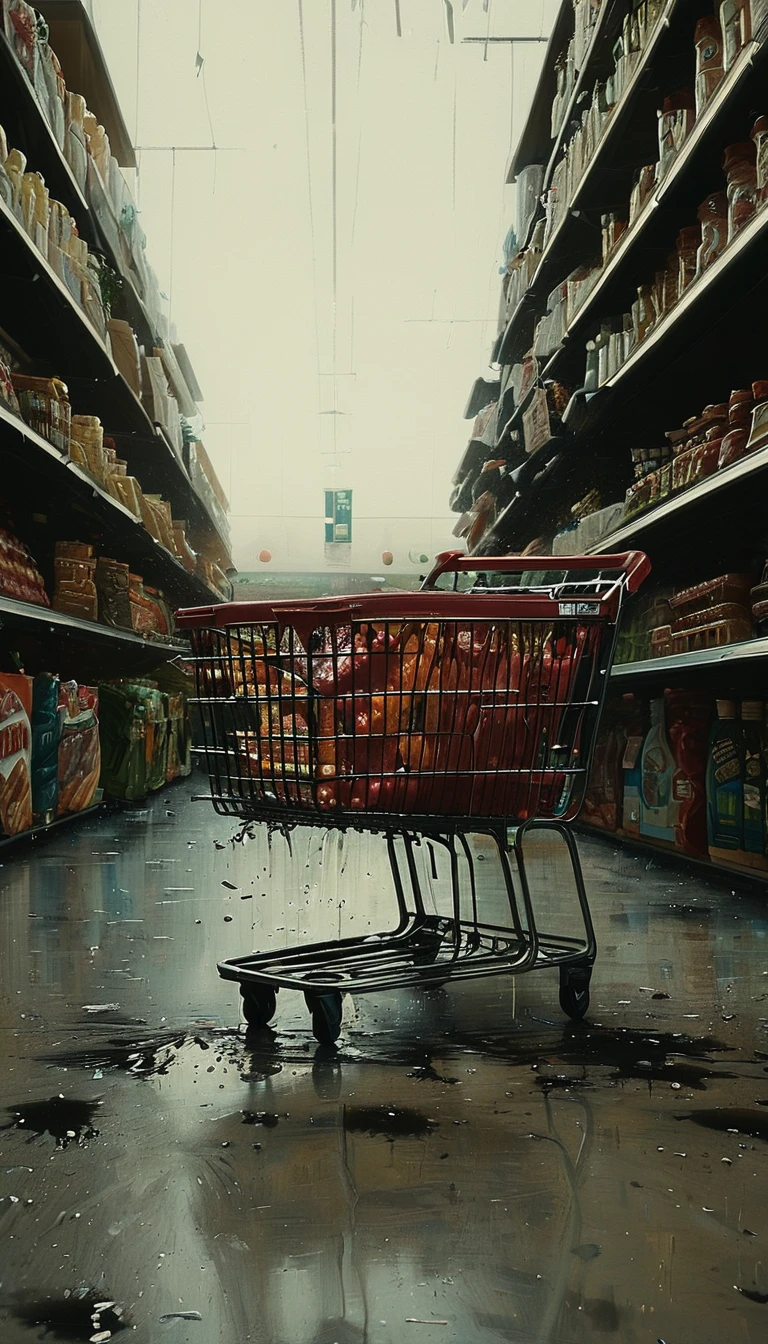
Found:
[177,550,649,1043]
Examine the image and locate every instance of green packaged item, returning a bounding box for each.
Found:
[98,683,147,802]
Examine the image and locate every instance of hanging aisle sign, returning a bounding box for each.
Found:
[324,490,352,543]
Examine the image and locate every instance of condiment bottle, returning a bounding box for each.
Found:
[658,90,696,179]
[694,15,724,114]
[723,140,757,238]
[696,190,729,273]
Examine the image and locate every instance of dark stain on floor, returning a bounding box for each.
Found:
[4,1097,102,1148]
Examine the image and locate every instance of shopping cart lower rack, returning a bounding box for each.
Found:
[177,550,649,1044]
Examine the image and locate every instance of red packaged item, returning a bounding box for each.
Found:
[718,427,749,467]
[57,683,101,815]
[664,689,714,856]
[0,673,33,835]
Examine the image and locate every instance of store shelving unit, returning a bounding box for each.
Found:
[0,3,227,842]
[0,801,102,853]
[456,1,768,883]
[579,822,768,889]
[476,9,768,560]
[0,14,230,597]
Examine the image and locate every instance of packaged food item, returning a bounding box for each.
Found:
[640,698,677,842]
[676,225,701,294]
[747,398,768,451]
[0,355,20,417]
[741,701,765,853]
[31,673,60,824]
[718,426,749,467]
[65,92,88,190]
[622,712,647,838]
[582,697,630,831]
[751,114,768,204]
[107,319,142,397]
[35,40,66,148]
[707,699,743,851]
[11,375,71,454]
[696,191,729,273]
[0,673,33,835]
[70,415,107,484]
[53,540,98,622]
[664,690,713,856]
[0,527,49,606]
[694,14,724,114]
[57,683,100,815]
[98,683,147,801]
[172,521,197,573]
[720,0,752,69]
[95,556,132,629]
[3,0,37,79]
[0,677,32,833]
[723,140,757,239]
[165,692,191,782]
[20,171,49,252]
[629,163,657,223]
[658,90,695,179]
[4,146,26,219]
[600,212,627,261]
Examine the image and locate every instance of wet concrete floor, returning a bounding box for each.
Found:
[0,782,767,1343]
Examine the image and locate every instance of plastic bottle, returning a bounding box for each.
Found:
[640,698,676,841]
[706,699,744,850]
[741,701,765,852]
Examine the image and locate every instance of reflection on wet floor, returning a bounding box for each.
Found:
[0,782,767,1342]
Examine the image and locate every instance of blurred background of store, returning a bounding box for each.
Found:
[90,0,557,576]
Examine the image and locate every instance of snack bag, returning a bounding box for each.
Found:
[31,673,60,823]
[57,682,100,815]
[0,672,33,835]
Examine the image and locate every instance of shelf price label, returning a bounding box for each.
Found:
[324,489,352,544]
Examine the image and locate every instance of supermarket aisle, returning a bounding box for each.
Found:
[0,786,767,1344]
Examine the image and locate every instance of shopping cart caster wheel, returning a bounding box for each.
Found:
[304,990,343,1045]
[240,984,277,1029]
[559,966,591,1021]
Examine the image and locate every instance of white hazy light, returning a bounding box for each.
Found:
[92,0,555,573]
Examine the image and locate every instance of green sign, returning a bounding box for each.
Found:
[324,489,352,543]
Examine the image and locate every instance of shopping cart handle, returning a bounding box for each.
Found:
[423,550,651,595]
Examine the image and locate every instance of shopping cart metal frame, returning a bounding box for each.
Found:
[177,551,649,1042]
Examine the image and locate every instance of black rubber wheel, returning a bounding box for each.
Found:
[559,966,591,1021]
[304,989,343,1045]
[240,983,277,1029]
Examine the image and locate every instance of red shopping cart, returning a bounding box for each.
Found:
[177,550,649,1043]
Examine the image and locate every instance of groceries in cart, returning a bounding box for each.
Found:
[178,551,649,1042]
[219,615,600,821]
